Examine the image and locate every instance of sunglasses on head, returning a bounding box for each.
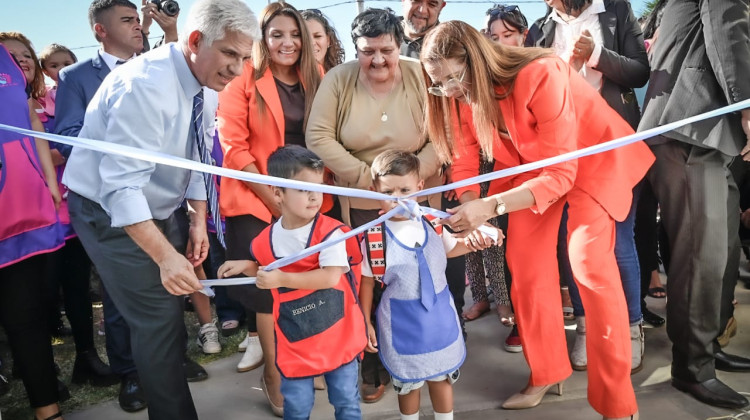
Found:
[303,8,324,16]
[486,5,528,28]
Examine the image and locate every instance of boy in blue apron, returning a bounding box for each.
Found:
[360,150,503,420]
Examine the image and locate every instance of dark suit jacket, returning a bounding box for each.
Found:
[639,0,750,156]
[525,0,649,130]
[54,52,111,157]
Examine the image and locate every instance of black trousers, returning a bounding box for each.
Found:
[648,141,740,382]
[0,253,59,407]
[68,193,198,420]
[634,178,660,308]
[225,214,273,333]
[443,196,467,319]
[45,237,96,353]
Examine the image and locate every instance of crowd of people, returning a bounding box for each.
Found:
[0,0,749,419]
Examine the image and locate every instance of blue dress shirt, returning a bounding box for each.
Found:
[63,43,211,228]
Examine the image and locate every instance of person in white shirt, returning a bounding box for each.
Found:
[62,1,260,418]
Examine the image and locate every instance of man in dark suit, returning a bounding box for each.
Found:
[639,0,750,410]
[525,0,648,130]
[55,0,207,413]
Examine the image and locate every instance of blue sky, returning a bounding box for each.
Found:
[1,0,649,72]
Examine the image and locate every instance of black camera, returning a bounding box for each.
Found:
[148,0,180,17]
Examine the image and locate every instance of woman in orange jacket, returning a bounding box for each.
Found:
[420,21,654,420]
[216,2,321,416]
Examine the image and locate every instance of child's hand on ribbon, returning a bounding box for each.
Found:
[217,260,257,278]
[256,267,285,289]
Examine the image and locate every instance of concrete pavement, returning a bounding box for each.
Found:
[65,281,750,420]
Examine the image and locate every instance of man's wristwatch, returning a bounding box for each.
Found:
[494,196,507,216]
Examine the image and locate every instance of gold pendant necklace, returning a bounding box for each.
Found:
[362,72,398,124]
[379,80,395,123]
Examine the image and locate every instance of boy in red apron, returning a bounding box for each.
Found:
[219,145,367,419]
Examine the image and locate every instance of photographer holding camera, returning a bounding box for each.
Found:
[141,0,179,51]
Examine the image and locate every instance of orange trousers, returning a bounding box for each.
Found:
[506,187,637,417]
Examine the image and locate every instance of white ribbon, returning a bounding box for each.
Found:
[2,97,748,293]
[410,98,750,198]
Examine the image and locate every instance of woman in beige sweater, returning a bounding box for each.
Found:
[305,8,440,228]
[305,8,441,403]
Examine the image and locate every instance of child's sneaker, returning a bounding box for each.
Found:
[197,323,221,354]
[503,325,522,353]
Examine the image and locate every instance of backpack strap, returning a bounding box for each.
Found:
[319,222,362,267]
[364,222,387,283]
[423,214,443,235]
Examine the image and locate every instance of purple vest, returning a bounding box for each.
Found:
[37,99,76,239]
[0,45,63,268]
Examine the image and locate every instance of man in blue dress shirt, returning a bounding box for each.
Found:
[62,0,259,418]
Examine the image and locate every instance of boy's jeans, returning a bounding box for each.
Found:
[280,360,362,420]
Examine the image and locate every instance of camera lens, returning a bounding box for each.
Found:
[162,0,180,16]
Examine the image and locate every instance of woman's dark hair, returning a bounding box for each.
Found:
[642,0,668,40]
[486,4,528,33]
[351,8,404,47]
[301,9,345,71]
[559,0,593,15]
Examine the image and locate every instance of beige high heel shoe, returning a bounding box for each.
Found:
[501,382,564,409]
[603,412,639,420]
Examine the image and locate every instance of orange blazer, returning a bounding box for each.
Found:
[218,64,329,222]
[452,57,654,222]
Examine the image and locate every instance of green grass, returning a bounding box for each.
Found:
[0,305,245,420]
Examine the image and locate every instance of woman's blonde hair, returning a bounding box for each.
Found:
[0,32,46,100]
[420,21,551,163]
[253,2,320,128]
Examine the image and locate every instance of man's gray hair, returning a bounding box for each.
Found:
[181,0,261,47]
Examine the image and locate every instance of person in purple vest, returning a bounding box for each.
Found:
[0,42,66,420]
[54,0,152,412]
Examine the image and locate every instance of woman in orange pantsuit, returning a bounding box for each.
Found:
[420,21,654,420]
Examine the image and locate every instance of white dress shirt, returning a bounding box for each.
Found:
[63,43,213,227]
[548,0,606,91]
[98,50,137,70]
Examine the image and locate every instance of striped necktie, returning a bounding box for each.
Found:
[192,90,225,247]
